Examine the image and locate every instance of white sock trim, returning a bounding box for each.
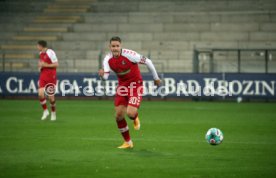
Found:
[127,140,132,144]
[119,126,129,133]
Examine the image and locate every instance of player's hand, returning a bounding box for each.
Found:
[154,79,161,86]
[98,69,104,77]
[38,61,47,68]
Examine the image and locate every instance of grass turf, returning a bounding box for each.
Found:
[0,100,275,178]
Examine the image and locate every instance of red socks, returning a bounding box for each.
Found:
[40,98,56,112]
[39,98,47,110]
[116,118,131,142]
[50,101,56,112]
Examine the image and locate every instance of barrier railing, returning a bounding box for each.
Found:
[193,48,276,74]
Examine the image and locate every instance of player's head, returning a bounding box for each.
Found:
[37,40,47,51]
[109,36,122,57]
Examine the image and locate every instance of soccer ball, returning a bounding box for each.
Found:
[205,128,224,145]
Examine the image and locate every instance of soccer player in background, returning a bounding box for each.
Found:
[98,36,161,149]
[37,40,59,121]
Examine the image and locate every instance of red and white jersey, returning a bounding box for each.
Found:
[39,49,58,78]
[102,48,159,86]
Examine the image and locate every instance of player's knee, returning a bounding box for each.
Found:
[126,110,136,118]
[115,111,125,120]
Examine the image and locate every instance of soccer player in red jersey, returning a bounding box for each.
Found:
[37,40,59,121]
[98,36,161,149]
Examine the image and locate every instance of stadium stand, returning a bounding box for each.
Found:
[0,0,276,73]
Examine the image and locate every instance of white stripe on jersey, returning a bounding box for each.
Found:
[46,49,58,63]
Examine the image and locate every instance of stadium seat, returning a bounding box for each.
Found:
[12,35,60,41]
[24,27,69,32]
[4,54,35,59]
[1,45,35,50]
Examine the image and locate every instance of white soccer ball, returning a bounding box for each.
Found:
[205,128,224,145]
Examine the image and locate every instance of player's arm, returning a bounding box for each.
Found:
[123,49,161,86]
[143,57,161,86]
[98,53,111,80]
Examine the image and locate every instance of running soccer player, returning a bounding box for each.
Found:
[37,40,59,121]
[98,36,161,149]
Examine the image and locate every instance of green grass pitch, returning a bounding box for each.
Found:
[0,100,275,178]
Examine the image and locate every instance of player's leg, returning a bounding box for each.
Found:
[126,104,140,130]
[115,95,133,149]
[127,84,143,130]
[49,95,56,121]
[38,87,49,120]
[126,104,138,119]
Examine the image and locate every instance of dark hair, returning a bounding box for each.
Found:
[37,40,47,48]
[110,36,121,43]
